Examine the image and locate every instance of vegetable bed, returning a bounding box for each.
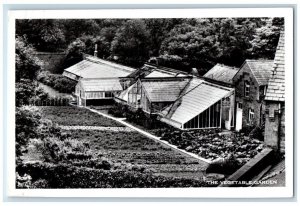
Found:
[71,130,208,178]
[39,106,124,127]
[156,128,265,165]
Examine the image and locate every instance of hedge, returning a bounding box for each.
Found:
[17,162,210,188]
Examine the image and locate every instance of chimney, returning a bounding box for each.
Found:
[94,44,98,57]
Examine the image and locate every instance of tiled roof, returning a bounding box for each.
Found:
[204,64,239,84]
[245,59,274,86]
[141,78,191,102]
[265,30,285,102]
[160,82,234,125]
[79,78,123,92]
[63,55,135,79]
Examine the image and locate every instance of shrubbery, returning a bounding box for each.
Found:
[17,162,209,188]
[16,106,42,156]
[37,71,77,93]
[205,155,242,176]
[108,103,129,118]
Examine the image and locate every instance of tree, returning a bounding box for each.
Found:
[213,18,259,66]
[15,36,42,81]
[64,38,86,68]
[159,18,269,74]
[159,22,219,74]
[248,18,283,59]
[111,20,150,67]
[62,19,101,44]
[144,18,185,56]
[16,19,66,52]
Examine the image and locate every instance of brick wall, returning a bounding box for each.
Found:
[233,63,264,128]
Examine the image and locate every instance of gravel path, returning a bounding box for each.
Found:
[59,125,135,132]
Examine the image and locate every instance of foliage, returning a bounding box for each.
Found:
[205,154,242,175]
[158,128,265,164]
[16,19,66,52]
[248,18,283,59]
[111,19,150,67]
[17,162,209,188]
[39,106,124,127]
[15,36,42,81]
[108,103,130,118]
[159,18,270,74]
[37,71,77,93]
[16,106,42,155]
[249,126,264,141]
[59,128,205,175]
[15,79,36,106]
[16,18,283,74]
[62,19,101,44]
[63,39,86,68]
[160,22,219,74]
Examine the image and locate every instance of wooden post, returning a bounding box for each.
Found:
[220,100,222,128]
[209,107,211,128]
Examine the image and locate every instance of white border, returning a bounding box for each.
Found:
[6,8,294,198]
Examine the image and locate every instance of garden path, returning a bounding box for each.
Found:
[59,125,134,132]
[84,106,211,164]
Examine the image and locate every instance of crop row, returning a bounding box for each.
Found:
[67,129,208,176]
[39,106,124,127]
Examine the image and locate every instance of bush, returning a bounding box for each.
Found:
[15,79,36,106]
[17,162,209,188]
[240,125,255,136]
[108,103,129,118]
[16,106,42,155]
[125,108,163,129]
[249,126,264,141]
[37,71,77,93]
[205,154,242,176]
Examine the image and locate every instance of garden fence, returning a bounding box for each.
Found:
[29,98,70,106]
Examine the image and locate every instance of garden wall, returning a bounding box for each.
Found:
[34,52,66,73]
[219,148,274,187]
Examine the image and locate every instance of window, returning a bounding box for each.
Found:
[244,81,250,97]
[105,92,114,98]
[237,102,243,109]
[249,108,254,122]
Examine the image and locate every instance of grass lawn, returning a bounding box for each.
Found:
[71,130,209,179]
[39,106,124,127]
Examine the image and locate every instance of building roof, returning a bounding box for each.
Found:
[116,83,135,102]
[145,70,175,78]
[79,78,123,92]
[265,30,285,102]
[63,55,135,80]
[141,77,191,102]
[244,59,274,86]
[204,64,239,84]
[127,63,189,79]
[160,82,234,127]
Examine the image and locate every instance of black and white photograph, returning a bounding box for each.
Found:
[4,7,294,198]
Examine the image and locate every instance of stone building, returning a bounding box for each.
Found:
[232,59,274,131]
[264,30,285,153]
